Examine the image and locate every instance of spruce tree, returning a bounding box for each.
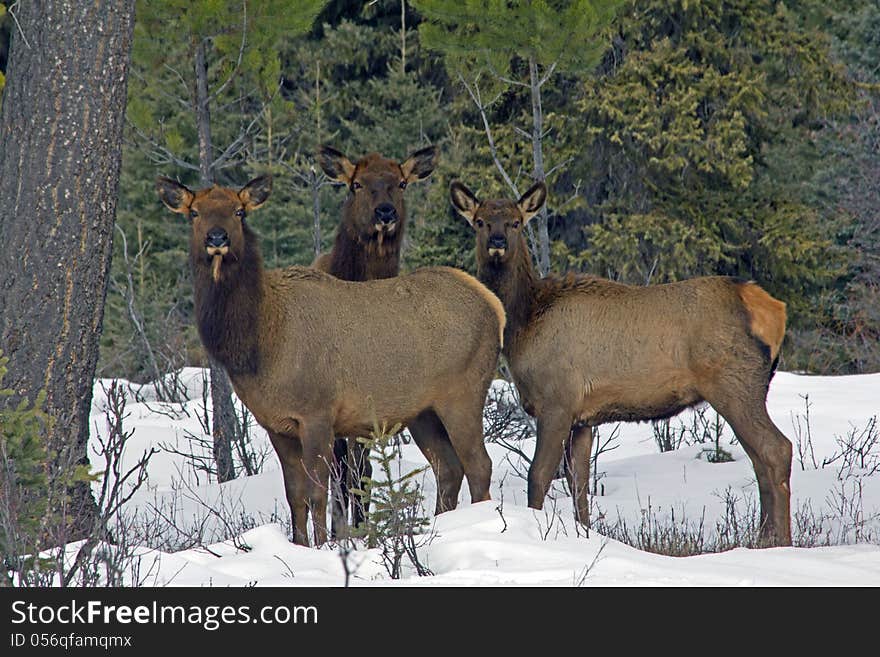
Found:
[413,0,625,274]
[563,0,856,368]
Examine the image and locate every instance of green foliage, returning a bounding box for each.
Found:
[0,351,50,542]
[0,351,95,583]
[128,0,327,167]
[564,0,855,329]
[351,422,433,578]
[100,0,880,382]
[781,0,880,373]
[414,0,623,76]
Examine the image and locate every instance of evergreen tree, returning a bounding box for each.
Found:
[413,0,625,274]
[561,0,856,370]
[794,0,880,372]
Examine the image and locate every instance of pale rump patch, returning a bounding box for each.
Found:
[737,282,787,360]
[435,266,507,348]
[212,254,223,282]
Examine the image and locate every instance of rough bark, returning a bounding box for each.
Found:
[0,0,136,535]
[194,37,236,483]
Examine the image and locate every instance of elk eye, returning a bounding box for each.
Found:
[352,181,363,191]
[189,209,199,219]
[399,181,407,190]
[512,220,520,228]
[475,219,484,228]
[235,209,245,218]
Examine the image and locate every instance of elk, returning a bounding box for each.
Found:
[450,180,793,546]
[315,144,437,536]
[156,174,503,546]
[314,145,437,280]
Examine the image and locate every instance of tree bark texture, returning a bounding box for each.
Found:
[0,0,136,530]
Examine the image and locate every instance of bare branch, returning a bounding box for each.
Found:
[513,125,531,140]
[7,2,31,49]
[537,60,558,88]
[126,119,199,172]
[211,80,282,171]
[129,68,191,110]
[482,53,529,88]
[544,156,574,180]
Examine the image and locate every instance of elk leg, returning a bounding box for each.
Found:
[565,423,593,527]
[434,401,492,506]
[349,438,373,528]
[528,411,572,511]
[299,418,334,547]
[408,410,465,513]
[267,430,311,546]
[707,396,793,547]
[330,436,350,539]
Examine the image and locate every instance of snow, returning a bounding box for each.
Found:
[83,369,880,586]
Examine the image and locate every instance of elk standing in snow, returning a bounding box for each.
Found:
[450,180,792,546]
[157,175,503,546]
[315,145,437,536]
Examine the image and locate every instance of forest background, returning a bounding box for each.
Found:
[1,0,877,382]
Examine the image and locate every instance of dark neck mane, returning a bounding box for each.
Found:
[477,236,539,351]
[191,223,264,377]
[328,200,404,281]
[478,236,599,352]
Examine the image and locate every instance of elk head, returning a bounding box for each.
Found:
[450,180,547,266]
[156,175,272,283]
[318,145,437,242]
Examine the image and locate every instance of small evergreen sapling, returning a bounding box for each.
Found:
[351,421,434,579]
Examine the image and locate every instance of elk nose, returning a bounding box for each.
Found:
[205,227,229,248]
[374,203,397,224]
[488,234,507,250]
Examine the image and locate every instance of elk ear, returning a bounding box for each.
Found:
[401,145,438,183]
[317,145,356,184]
[517,181,547,224]
[239,175,272,211]
[156,176,193,214]
[449,181,480,227]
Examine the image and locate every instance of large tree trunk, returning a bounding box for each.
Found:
[0,0,136,537]
[194,37,236,483]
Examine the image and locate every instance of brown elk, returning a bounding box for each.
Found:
[314,144,437,535]
[156,174,503,546]
[450,180,793,546]
[314,145,437,280]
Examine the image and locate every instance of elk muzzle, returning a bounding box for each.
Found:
[487,234,507,258]
[373,203,398,232]
[205,227,230,283]
[205,227,230,254]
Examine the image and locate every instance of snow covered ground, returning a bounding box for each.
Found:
[84,369,880,586]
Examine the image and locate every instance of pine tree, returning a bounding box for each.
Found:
[413,0,625,274]
[561,0,856,368]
